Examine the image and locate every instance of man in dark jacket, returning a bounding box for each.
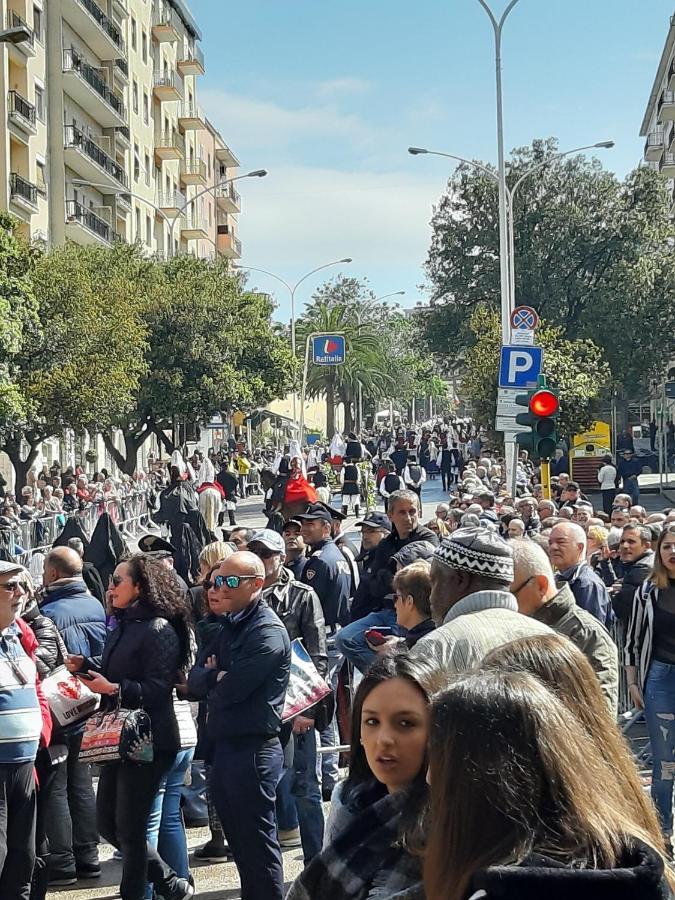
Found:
[39,547,105,885]
[610,524,655,624]
[281,519,307,581]
[188,552,290,900]
[617,449,642,505]
[350,512,391,622]
[249,529,327,863]
[336,490,439,673]
[549,523,614,627]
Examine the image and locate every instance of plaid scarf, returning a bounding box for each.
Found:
[287,784,422,900]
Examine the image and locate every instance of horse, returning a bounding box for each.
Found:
[198,486,223,535]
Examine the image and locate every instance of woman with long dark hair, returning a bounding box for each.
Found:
[66,554,193,900]
[424,669,674,900]
[287,653,430,900]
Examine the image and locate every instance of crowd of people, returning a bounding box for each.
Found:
[1,421,675,900]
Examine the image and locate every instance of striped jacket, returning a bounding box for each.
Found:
[0,622,42,763]
[624,580,659,690]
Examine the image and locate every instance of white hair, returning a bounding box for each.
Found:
[511,538,556,590]
[552,521,587,554]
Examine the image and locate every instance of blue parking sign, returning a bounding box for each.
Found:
[498,345,542,388]
[312,334,346,366]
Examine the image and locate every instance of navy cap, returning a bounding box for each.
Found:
[355,511,391,532]
[295,503,332,524]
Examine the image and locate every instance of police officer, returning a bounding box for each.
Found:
[316,503,360,599]
[296,504,351,799]
[248,529,328,864]
[350,511,392,623]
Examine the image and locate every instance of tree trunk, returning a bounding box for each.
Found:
[326,391,335,437]
[3,436,40,493]
[102,421,154,475]
[153,424,176,456]
[340,389,354,434]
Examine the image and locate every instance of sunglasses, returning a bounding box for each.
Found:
[0,580,20,593]
[109,575,124,587]
[213,574,259,590]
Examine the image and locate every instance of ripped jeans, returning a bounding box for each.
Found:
[644,660,675,834]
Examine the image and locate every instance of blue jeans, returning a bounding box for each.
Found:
[623,476,640,504]
[644,660,675,834]
[335,609,399,674]
[276,731,323,863]
[144,748,194,898]
[319,638,344,791]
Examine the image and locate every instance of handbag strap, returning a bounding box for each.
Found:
[52,627,70,667]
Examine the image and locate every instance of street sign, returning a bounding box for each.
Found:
[495,416,521,433]
[666,382,675,399]
[510,330,534,346]
[510,305,539,331]
[498,345,543,389]
[497,388,522,417]
[312,334,346,366]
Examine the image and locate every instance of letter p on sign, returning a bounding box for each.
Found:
[499,345,542,389]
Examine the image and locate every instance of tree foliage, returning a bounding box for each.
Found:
[463,307,610,439]
[423,138,675,398]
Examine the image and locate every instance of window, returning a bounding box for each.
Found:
[132,80,138,114]
[146,215,152,245]
[142,30,148,63]
[133,142,140,181]
[135,207,141,241]
[34,84,44,121]
[33,5,42,41]
[143,90,149,124]
[131,18,137,51]
[144,152,151,184]
[36,161,46,196]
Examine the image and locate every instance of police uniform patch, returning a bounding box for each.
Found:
[306,568,316,580]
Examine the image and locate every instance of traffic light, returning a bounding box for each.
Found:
[515,379,560,460]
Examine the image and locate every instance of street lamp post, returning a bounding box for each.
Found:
[234,259,353,426]
[72,170,266,256]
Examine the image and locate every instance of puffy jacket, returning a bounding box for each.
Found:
[612,550,655,624]
[188,597,290,745]
[40,579,106,658]
[20,599,62,678]
[85,605,182,754]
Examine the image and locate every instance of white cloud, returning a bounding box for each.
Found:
[315,77,373,97]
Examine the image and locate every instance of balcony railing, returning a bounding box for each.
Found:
[157,190,186,209]
[155,130,185,153]
[64,125,128,187]
[180,43,204,68]
[659,91,675,116]
[7,10,34,46]
[8,91,36,127]
[66,199,111,241]
[76,0,125,53]
[10,173,38,206]
[152,4,181,32]
[661,152,675,171]
[153,71,182,94]
[181,159,207,180]
[63,49,126,118]
[117,124,130,142]
[115,57,128,77]
[218,181,241,206]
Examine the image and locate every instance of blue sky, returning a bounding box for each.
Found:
[192,0,673,320]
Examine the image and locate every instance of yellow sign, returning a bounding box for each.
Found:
[572,421,611,454]
[232,411,246,427]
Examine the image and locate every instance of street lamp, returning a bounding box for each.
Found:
[71,169,266,257]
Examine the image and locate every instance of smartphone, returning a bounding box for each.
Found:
[76,673,95,681]
[365,627,393,647]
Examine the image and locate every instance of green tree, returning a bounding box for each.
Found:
[0,241,150,488]
[423,139,675,401]
[462,308,610,440]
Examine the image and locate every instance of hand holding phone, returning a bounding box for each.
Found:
[365,627,392,647]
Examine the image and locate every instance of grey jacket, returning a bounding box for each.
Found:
[532,583,619,711]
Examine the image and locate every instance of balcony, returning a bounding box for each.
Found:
[177,103,205,131]
[9,173,38,214]
[113,57,129,86]
[179,158,207,186]
[65,199,115,245]
[155,130,185,161]
[215,143,240,168]
[7,91,37,137]
[659,91,675,124]
[177,43,204,77]
[645,130,665,162]
[216,181,241,213]
[217,224,241,258]
[115,124,130,148]
[157,190,186,216]
[62,0,126,60]
[181,216,208,240]
[116,192,131,214]
[63,49,126,128]
[64,125,128,192]
[153,71,182,102]
[661,152,675,178]
[6,11,35,60]
[152,4,181,42]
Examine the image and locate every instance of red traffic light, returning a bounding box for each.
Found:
[529,389,559,418]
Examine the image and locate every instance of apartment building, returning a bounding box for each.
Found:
[0,0,241,258]
[640,14,675,211]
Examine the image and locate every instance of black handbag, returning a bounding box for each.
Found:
[79,698,153,765]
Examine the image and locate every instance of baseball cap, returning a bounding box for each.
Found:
[249,529,285,554]
[295,504,332,524]
[355,511,391,532]
[281,519,302,532]
[0,560,25,577]
[315,501,346,521]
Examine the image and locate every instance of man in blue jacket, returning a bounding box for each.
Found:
[188,551,291,900]
[39,546,106,886]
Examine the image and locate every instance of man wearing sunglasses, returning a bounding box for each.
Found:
[188,551,291,900]
[0,560,50,899]
[510,539,618,711]
[248,529,328,865]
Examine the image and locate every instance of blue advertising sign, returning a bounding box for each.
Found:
[312,334,346,366]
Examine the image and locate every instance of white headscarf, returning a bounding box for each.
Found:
[329,432,347,458]
[288,440,307,477]
[197,458,215,487]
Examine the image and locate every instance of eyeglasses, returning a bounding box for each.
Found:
[108,575,124,587]
[0,581,20,594]
[213,574,259,590]
[511,576,534,595]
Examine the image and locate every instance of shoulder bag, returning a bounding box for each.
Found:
[40,630,100,729]
[79,694,153,764]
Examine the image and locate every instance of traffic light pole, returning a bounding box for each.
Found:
[540,458,551,501]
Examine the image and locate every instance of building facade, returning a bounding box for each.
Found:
[640,14,675,211]
[0,0,241,258]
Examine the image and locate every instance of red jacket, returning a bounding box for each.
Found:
[16,617,52,749]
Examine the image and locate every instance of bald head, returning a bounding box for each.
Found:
[44,546,83,587]
[548,522,586,573]
[213,551,265,614]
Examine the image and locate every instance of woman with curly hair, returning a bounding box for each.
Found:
[65,554,194,900]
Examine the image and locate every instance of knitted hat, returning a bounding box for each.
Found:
[434,526,514,583]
